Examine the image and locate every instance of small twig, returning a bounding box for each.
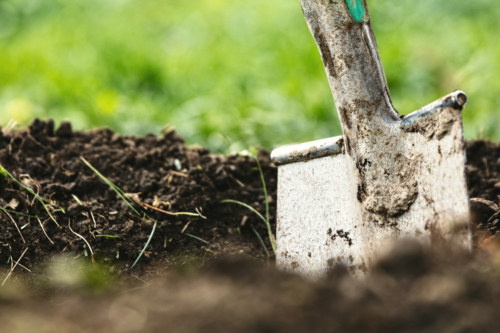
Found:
[2,247,28,286]
[131,274,150,285]
[72,194,83,205]
[3,211,25,243]
[17,263,31,272]
[37,218,54,245]
[20,174,41,206]
[181,221,191,233]
[195,207,207,219]
[68,219,95,264]
[228,173,245,187]
[170,170,188,178]
[26,133,47,150]
[141,202,200,217]
[241,216,248,226]
[90,210,97,228]
[483,157,490,177]
[96,213,108,222]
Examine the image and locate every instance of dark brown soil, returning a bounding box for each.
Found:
[0,119,277,275]
[2,120,500,332]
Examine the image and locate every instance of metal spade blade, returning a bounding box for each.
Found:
[271,0,470,280]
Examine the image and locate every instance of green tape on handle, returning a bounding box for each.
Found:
[345,0,366,23]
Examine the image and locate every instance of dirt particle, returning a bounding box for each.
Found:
[56,121,73,138]
[336,229,353,246]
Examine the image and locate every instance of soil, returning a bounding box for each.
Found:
[0,119,277,273]
[2,119,500,332]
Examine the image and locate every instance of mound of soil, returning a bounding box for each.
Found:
[2,119,500,332]
[0,119,277,274]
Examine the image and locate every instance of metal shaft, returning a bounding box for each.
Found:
[300,0,400,159]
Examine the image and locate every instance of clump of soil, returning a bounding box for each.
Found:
[2,120,500,332]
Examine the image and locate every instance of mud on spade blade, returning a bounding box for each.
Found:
[271,0,470,280]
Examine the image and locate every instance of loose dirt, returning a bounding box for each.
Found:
[1,119,500,332]
[0,119,277,275]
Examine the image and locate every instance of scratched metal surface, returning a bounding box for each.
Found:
[276,152,365,280]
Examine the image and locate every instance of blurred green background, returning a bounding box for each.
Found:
[0,0,499,152]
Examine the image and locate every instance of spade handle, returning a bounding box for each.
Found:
[300,0,403,162]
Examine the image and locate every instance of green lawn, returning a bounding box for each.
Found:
[0,0,499,152]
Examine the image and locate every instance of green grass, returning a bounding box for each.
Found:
[221,151,276,256]
[96,235,126,241]
[80,157,155,268]
[184,233,209,244]
[80,157,141,216]
[81,157,203,268]
[0,163,63,226]
[0,0,499,151]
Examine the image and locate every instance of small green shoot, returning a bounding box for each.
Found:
[254,153,270,223]
[96,235,126,240]
[80,157,141,216]
[131,221,156,268]
[184,233,208,244]
[72,194,83,205]
[221,150,276,255]
[220,200,275,253]
[0,165,7,183]
[0,207,41,219]
[251,226,269,258]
